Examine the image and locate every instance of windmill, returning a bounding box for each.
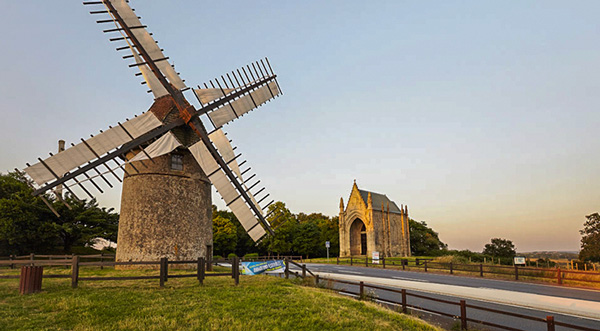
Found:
[20,0,283,263]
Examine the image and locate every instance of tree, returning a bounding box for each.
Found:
[0,172,119,255]
[261,202,297,255]
[292,222,321,257]
[52,196,119,253]
[212,216,237,256]
[212,205,256,257]
[483,238,516,258]
[409,219,447,256]
[579,213,600,262]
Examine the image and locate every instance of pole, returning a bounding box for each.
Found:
[546,316,555,331]
[234,257,240,285]
[401,289,407,314]
[285,257,289,279]
[515,264,519,280]
[359,281,364,299]
[460,300,467,330]
[71,256,79,289]
[160,257,166,287]
[197,257,205,285]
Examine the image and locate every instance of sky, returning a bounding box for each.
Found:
[1,1,598,252]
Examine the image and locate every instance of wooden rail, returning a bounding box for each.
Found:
[1,256,241,289]
[312,274,597,331]
[330,257,600,288]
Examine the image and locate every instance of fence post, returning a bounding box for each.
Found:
[285,257,289,279]
[402,259,406,271]
[359,281,364,299]
[382,257,386,269]
[30,253,34,266]
[450,262,453,275]
[480,263,483,277]
[460,300,467,330]
[10,255,14,269]
[164,257,169,282]
[71,255,79,289]
[337,256,339,265]
[159,257,166,287]
[315,274,319,286]
[302,264,306,278]
[424,261,428,272]
[365,256,368,267]
[557,268,562,285]
[100,253,104,270]
[546,316,555,331]
[350,256,353,266]
[197,257,205,285]
[515,264,519,280]
[234,257,240,285]
[401,289,407,314]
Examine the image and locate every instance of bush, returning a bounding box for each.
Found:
[243,253,259,259]
[227,253,238,259]
[434,255,468,264]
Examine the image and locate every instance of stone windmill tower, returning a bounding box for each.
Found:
[20,0,283,264]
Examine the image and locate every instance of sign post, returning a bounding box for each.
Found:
[372,251,380,264]
[513,256,526,266]
[325,241,330,261]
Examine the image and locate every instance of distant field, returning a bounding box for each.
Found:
[0,267,439,331]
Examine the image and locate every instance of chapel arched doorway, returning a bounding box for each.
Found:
[349,218,367,256]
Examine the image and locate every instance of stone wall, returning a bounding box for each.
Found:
[116,149,212,268]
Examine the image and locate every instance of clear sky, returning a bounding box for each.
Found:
[1,1,598,252]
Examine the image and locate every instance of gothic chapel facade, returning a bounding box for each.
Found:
[339,182,411,257]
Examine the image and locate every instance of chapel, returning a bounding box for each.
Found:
[339,181,411,257]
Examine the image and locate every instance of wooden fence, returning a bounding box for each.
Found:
[333,257,600,287]
[284,262,597,331]
[0,256,241,288]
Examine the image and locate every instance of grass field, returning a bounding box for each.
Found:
[0,267,439,331]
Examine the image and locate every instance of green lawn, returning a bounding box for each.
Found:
[0,267,439,331]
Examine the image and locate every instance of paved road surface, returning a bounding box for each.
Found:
[286,263,600,331]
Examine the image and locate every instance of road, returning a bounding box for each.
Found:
[288,263,600,331]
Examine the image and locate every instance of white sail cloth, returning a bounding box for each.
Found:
[104,0,186,94]
[128,131,182,163]
[194,80,280,128]
[208,130,263,215]
[24,112,162,186]
[188,135,267,242]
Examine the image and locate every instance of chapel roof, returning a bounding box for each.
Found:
[357,188,403,214]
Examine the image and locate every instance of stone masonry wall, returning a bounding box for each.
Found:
[116,149,212,268]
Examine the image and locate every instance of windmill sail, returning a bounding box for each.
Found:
[101,0,186,92]
[24,112,162,186]
[194,71,281,128]
[208,129,264,215]
[127,131,181,163]
[188,135,269,241]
